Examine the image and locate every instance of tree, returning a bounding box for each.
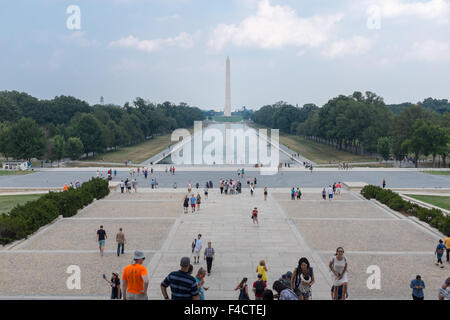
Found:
[72,114,106,155]
[377,137,391,161]
[7,118,46,160]
[65,137,84,160]
[52,135,65,166]
[401,120,432,168]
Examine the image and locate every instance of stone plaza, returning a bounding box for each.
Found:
[0,181,448,299]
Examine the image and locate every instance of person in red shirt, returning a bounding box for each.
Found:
[252,207,258,225]
[253,274,266,300]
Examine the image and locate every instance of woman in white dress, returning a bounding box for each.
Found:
[329,247,348,300]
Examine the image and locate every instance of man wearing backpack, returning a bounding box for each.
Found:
[253,274,267,300]
[192,234,203,264]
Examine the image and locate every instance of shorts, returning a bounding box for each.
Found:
[127,293,148,300]
[194,250,201,257]
[98,240,106,247]
[328,194,333,199]
[191,204,196,208]
[295,286,311,298]
[331,272,348,287]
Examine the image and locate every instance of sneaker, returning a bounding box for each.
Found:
[440,265,444,268]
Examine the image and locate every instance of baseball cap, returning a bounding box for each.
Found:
[180,257,190,268]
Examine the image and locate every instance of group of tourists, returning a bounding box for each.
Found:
[337,162,352,170]
[219,179,243,195]
[63,181,81,191]
[96,226,126,258]
[321,182,342,200]
[119,178,138,193]
[183,193,202,213]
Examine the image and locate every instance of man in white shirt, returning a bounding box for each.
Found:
[327,186,334,200]
[192,234,203,264]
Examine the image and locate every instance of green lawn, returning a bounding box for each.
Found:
[0,194,42,214]
[278,135,377,164]
[212,116,243,122]
[0,170,32,176]
[80,133,175,164]
[407,195,450,211]
[423,171,450,176]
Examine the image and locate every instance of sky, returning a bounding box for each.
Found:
[0,0,449,111]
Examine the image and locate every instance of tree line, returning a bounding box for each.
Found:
[0,91,204,162]
[251,92,450,167]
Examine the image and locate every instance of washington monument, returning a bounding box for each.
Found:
[224,56,231,117]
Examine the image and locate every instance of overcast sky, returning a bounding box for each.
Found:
[1,0,449,110]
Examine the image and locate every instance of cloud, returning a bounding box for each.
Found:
[109,32,198,52]
[207,0,343,51]
[375,0,450,23]
[323,36,372,58]
[406,40,450,61]
[62,31,98,48]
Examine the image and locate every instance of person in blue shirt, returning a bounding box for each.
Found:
[190,194,197,213]
[436,240,446,268]
[410,275,425,300]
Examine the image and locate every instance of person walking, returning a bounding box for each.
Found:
[252,274,266,300]
[190,194,197,213]
[327,185,334,200]
[296,188,301,200]
[122,250,149,300]
[336,182,341,195]
[410,275,425,300]
[96,225,107,256]
[435,239,446,268]
[204,186,209,200]
[120,180,125,193]
[438,277,450,300]
[196,193,201,211]
[291,257,315,300]
[195,267,209,300]
[183,195,189,214]
[264,186,268,201]
[116,228,126,257]
[329,247,348,300]
[291,187,295,200]
[444,235,450,264]
[192,234,203,264]
[382,178,386,189]
[256,260,268,284]
[252,207,259,225]
[103,272,121,299]
[160,257,200,300]
[322,188,326,200]
[250,183,254,197]
[235,278,250,300]
[204,242,215,275]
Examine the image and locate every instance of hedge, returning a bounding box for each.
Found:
[0,178,109,245]
[361,185,450,235]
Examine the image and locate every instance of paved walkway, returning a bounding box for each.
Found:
[1,187,447,300]
[145,189,331,299]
